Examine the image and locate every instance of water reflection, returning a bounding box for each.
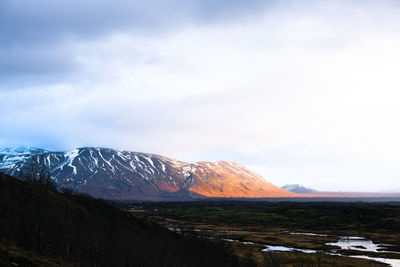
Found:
[167,227,400,267]
[327,236,387,253]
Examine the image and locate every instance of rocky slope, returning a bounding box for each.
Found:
[0,147,295,200]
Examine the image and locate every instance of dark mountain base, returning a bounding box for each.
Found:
[0,244,71,267]
[0,173,255,267]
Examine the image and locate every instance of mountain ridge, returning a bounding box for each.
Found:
[282,184,319,194]
[0,147,296,200]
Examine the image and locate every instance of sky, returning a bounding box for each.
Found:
[1,0,400,192]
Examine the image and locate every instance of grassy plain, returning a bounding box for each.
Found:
[119,201,400,266]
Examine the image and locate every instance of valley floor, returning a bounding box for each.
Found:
[117,201,400,267]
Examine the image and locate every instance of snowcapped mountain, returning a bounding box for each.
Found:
[0,147,295,200]
[0,147,46,170]
[281,184,318,194]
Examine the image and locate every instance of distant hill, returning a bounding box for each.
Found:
[0,147,295,200]
[0,172,252,266]
[282,184,318,194]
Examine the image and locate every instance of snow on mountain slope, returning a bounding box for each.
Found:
[0,147,295,200]
[0,147,47,174]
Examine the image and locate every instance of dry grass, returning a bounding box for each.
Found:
[130,201,400,267]
[0,244,71,267]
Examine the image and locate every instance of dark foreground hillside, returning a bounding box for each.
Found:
[0,173,254,267]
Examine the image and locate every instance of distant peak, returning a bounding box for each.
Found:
[281,184,318,194]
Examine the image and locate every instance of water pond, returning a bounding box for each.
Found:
[168,228,400,266]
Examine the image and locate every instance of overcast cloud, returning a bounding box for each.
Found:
[1,0,400,192]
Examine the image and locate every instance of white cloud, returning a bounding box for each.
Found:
[2,1,400,191]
